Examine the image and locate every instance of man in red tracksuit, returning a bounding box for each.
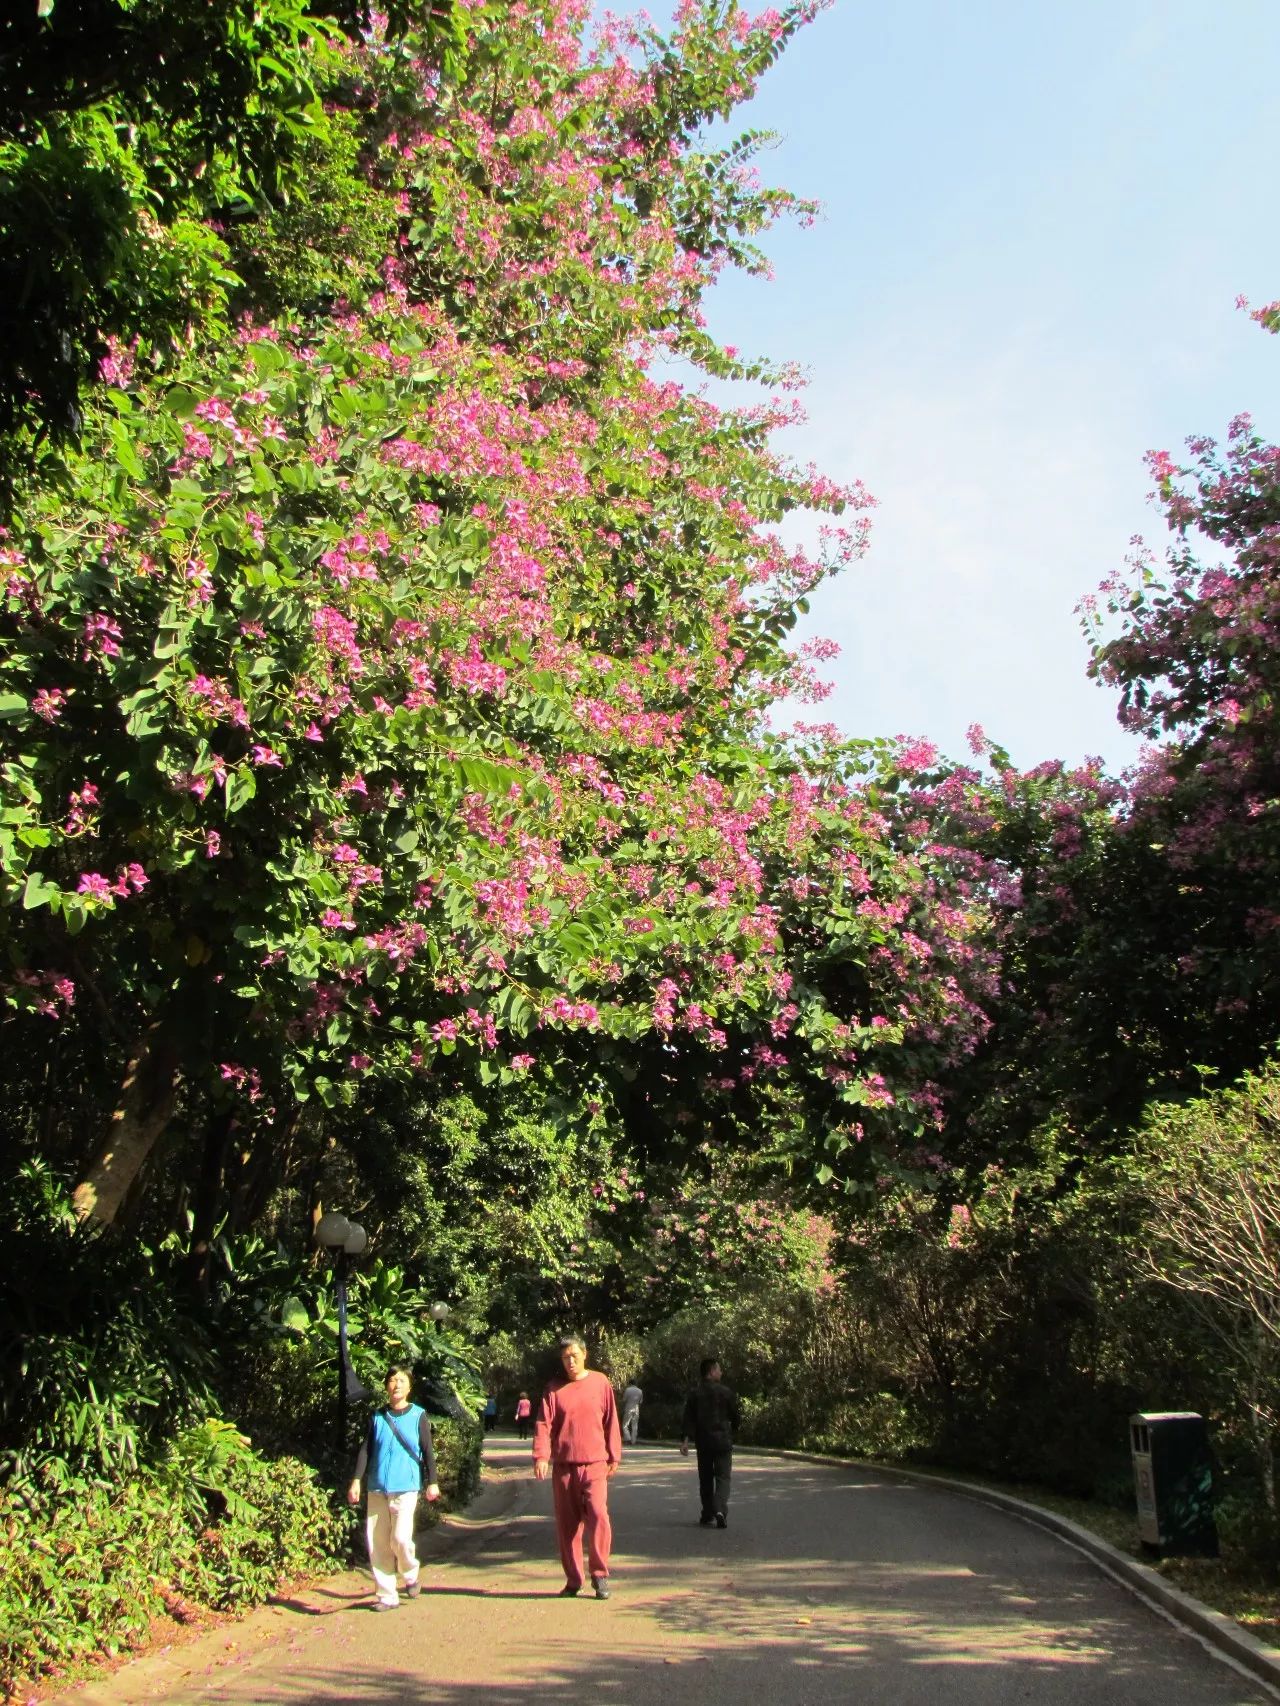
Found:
[533,1334,622,1599]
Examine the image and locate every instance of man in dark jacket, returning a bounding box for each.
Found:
[680,1357,741,1528]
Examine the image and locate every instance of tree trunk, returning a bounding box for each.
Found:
[186,1110,234,1303]
[1262,1436,1276,1517]
[71,1024,180,1225]
[227,1112,299,1236]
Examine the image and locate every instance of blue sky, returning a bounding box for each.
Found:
[649,0,1280,770]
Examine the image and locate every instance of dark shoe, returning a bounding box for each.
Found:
[715,1512,727,1528]
[559,1583,581,1597]
[699,1513,714,1526]
[404,1582,421,1599]
[592,1576,611,1600]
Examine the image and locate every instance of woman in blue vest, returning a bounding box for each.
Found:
[348,1365,440,1609]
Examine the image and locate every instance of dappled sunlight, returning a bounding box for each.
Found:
[132,1607,1260,1706]
[640,1551,1119,1671]
[88,1452,1268,1706]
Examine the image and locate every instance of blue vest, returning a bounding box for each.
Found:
[368,1404,426,1494]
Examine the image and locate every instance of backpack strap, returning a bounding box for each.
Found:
[382,1408,423,1471]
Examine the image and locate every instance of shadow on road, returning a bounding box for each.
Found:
[221,1541,1267,1706]
[67,1441,1268,1705]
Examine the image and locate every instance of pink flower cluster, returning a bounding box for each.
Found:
[76,863,148,904]
[188,675,249,727]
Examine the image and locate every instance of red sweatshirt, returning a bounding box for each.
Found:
[532,1371,622,1466]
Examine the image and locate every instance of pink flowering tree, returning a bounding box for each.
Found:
[884,740,1151,1173]
[1080,301,1280,1080]
[862,303,1280,1188]
[0,0,991,1250]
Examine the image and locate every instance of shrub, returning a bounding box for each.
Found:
[804,1393,930,1461]
[168,1425,350,1611]
[634,1399,684,1441]
[1215,1491,1280,1564]
[0,1162,216,1481]
[0,1468,191,1694]
[0,1425,346,1698]
[425,1417,483,1516]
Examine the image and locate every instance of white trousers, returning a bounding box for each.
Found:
[622,1407,640,1444]
[366,1490,420,1605]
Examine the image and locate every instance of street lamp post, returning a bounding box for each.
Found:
[315,1211,369,1456]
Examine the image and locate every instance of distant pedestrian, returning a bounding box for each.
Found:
[533,1334,622,1598]
[681,1357,740,1528]
[515,1391,533,1440]
[483,1390,499,1433]
[620,1380,644,1445]
[348,1365,440,1610]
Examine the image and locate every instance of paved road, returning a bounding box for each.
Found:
[72,1438,1273,1706]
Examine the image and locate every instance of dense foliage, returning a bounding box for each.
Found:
[0,0,466,475]
[0,1418,348,1696]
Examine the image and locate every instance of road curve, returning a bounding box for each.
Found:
[70,1437,1273,1706]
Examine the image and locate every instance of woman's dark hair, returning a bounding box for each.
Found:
[385,1363,413,1384]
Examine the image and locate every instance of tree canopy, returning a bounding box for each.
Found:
[2,0,997,1253]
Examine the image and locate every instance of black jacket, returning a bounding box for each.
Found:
[682,1378,740,1450]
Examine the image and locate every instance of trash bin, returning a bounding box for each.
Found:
[1129,1411,1218,1558]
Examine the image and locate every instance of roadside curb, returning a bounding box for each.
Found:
[733,1443,1280,1697]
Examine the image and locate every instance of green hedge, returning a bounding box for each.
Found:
[0,1425,347,1698]
[428,1416,483,1515]
[0,1411,485,1696]
[736,1390,929,1461]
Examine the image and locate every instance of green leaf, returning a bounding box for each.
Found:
[225,769,258,814]
[107,417,145,479]
[164,385,201,421]
[21,871,59,911]
[280,1295,310,1332]
[248,342,287,373]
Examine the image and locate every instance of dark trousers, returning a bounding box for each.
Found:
[696,1444,732,1518]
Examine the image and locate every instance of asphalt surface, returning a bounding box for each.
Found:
[68,1437,1274,1706]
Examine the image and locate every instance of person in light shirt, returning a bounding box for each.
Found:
[620,1379,644,1445]
[532,1334,622,1599]
[348,1365,440,1610]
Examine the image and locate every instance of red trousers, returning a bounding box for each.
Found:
[552,1461,612,1588]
